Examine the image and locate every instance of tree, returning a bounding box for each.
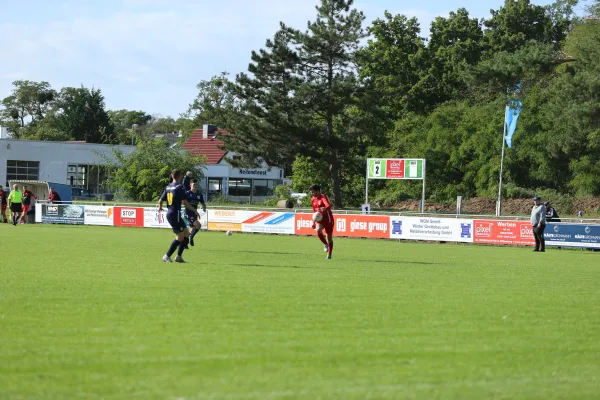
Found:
[108,109,152,144]
[0,80,56,137]
[52,86,114,143]
[357,12,425,116]
[187,72,239,131]
[226,0,366,208]
[102,137,206,202]
[484,0,565,54]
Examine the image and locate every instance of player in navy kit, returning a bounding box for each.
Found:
[158,169,201,263]
[185,179,206,247]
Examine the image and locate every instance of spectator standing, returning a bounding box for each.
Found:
[47,187,61,204]
[531,196,547,252]
[0,185,7,223]
[20,185,37,224]
[545,201,561,223]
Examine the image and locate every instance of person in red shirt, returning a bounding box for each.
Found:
[310,184,334,259]
[20,185,37,224]
[0,185,7,223]
[47,187,61,203]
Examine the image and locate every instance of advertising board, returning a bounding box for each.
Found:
[113,207,144,227]
[473,219,534,246]
[545,223,600,248]
[84,206,114,226]
[207,209,258,232]
[241,212,295,235]
[41,204,85,225]
[389,217,473,242]
[294,213,390,238]
[143,208,209,230]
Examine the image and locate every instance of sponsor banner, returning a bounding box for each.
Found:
[389,217,473,242]
[473,219,534,246]
[208,209,260,232]
[242,212,295,235]
[41,204,85,225]
[114,207,144,227]
[143,208,209,230]
[294,213,390,238]
[84,206,114,226]
[545,223,600,248]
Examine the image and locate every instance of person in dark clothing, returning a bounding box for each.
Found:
[531,196,547,252]
[181,171,193,191]
[158,169,200,263]
[545,201,561,222]
[47,188,61,203]
[185,179,206,247]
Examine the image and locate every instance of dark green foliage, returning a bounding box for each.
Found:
[101,138,206,202]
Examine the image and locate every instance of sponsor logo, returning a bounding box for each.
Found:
[214,210,236,217]
[391,220,402,235]
[520,225,533,238]
[585,226,591,234]
[296,217,313,230]
[476,223,493,237]
[554,225,560,232]
[121,209,136,218]
[238,168,268,176]
[460,223,472,239]
[47,205,58,215]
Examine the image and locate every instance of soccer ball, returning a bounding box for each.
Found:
[312,212,323,222]
[226,231,232,236]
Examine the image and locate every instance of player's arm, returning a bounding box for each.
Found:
[158,190,166,211]
[182,199,199,216]
[199,193,207,212]
[318,196,331,214]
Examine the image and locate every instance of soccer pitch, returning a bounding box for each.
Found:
[1,225,599,399]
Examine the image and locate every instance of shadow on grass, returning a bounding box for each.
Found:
[355,259,441,266]
[220,250,306,256]
[229,263,339,270]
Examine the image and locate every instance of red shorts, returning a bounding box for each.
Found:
[320,219,334,235]
[22,205,30,214]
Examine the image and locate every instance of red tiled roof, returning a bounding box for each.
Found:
[182,128,228,165]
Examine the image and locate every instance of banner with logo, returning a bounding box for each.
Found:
[473,219,534,246]
[207,209,259,232]
[143,208,209,231]
[84,206,114,226]
[545,223,600,248]
[295,213,390,238]
[41,204,85,225]
[389,217,473,242]
[241,212,295,234]
[113,207,144,227]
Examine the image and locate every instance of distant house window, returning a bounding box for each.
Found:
[6,160,39,186]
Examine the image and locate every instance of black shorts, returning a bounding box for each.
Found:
[185,212,199,226]
[167,212,187,234]
[10,203,22,213]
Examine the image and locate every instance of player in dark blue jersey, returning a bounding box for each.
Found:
[158,169,201,263]
[185,179,206,247]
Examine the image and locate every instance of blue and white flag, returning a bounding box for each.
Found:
[504,98,522,148]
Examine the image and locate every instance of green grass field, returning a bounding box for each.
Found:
[1,224,599,399]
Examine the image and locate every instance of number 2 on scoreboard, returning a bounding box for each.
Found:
[374,160,381,177]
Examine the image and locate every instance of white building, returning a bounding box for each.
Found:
[0,138,136,194]
[182,125,285,203]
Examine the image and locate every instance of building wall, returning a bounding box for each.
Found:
[0,139,136,187]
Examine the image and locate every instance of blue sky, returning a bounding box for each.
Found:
[0,0,559,118]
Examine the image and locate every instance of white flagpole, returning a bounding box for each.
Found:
[496,106,508,217]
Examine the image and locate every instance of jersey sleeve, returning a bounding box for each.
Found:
[321,195,331,211]
[159,190,167,202]
[174,185,187,203]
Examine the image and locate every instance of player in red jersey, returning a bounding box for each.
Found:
[20,185,37,224]
[310,184,334,259]
[0,185,7,223]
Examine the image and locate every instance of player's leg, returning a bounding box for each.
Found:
[325,224,334,259]
[20,206,28,223]
[315,223,328,247]
[175,224,190,262]
[190,220,201,246]
[163,215,184,262]
[1,205,6,223]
